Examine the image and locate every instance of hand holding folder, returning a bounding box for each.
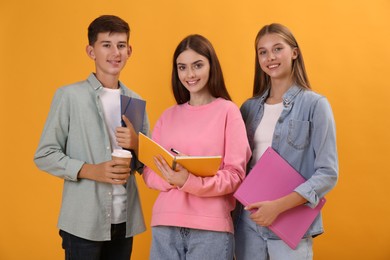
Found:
[138,133,222,177]
[120,95,146,134]
[234,147,326,249]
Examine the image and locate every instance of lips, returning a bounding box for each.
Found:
[186,79,199,86]
[108,60,121,65]
[267,64,280,69]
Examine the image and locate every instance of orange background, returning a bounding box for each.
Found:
[1,0,389,259]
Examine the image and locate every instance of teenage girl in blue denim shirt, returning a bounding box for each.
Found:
[234,24,338,260]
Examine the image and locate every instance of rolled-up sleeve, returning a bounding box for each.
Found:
[34,89,84,181]
[294,97,338,207]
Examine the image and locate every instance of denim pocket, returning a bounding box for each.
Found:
[287,119,310,149]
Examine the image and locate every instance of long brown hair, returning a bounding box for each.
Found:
[253,23,311,97]
[172,34,231,104]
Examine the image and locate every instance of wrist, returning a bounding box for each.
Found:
[78,163,93,180]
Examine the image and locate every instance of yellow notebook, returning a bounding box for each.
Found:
[138,133,222,177]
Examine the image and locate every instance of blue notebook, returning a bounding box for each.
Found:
[120,95,146,134]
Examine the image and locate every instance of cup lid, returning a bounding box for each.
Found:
[111,149,132,158]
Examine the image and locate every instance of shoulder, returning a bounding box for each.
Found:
[300,88,331,101]
[158,103,181,118]
[241,95,262,109]
[216,98,240,111]
[300,89,331,106]
[51,80,89,102]
[299,89,334,117]
[240,96,262,116]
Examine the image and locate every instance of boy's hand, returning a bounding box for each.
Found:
[116,115,138,154]
[78,160,130,185]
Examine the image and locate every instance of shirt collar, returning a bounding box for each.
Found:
[282,85,302,106]
[87,73,125,93]
[259,85,302,106]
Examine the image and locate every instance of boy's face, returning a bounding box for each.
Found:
[86,32,131,79]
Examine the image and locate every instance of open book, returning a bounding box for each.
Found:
[138,133,222,177]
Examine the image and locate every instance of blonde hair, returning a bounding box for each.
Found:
[253,23,311,97]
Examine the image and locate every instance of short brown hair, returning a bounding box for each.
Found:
[88,15,130,45]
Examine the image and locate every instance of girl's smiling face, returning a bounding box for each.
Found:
[257,33,298,81]
[176,49,210,97]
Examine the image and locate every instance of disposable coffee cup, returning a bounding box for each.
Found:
[111,149,132,168]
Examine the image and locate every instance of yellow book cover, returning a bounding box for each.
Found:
[138,133,222,177]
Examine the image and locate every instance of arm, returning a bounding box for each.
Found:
[177,105,251,197]
[141,118,174,191]
[34,89,84,181]
[246,97,338,226]
[116,108,150,174]
[294,97,339,206]
[34,89,131,184]
[116,115,139,155]
[245,192,307,227]
[142,165,174,191]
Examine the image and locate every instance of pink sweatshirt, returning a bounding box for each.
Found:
[142,98,251,233]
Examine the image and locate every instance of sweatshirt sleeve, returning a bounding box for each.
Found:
[33,89,84,181]
[180,104,251,197]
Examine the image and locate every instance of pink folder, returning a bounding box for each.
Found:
[234,147,326,249]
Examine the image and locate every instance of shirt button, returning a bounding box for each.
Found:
[107,146,110,150]
[107,214,110,217]
[108,192,112,196]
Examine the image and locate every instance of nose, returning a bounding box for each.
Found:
[112,46,120,56]
[187,68,195,78]
[267,51,275,61]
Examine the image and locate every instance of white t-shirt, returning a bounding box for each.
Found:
[250,102,284,168]
[100,87,127,224]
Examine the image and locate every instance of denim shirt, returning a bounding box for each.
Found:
[34,73,149,241]
[240,85,338,238]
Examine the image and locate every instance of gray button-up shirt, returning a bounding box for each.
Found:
[34,73,149,241]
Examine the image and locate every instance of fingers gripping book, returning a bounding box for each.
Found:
[138,133,222,177]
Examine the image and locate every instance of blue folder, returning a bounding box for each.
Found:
[120,95,146,134]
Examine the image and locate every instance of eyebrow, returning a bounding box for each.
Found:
[258,43,284,51]
[177,59,204,66]
[99,40,127,44]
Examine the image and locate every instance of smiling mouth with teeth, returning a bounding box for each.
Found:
[268,64,279,69]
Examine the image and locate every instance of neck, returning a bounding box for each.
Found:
[268,78,294,104]
[188,93,216,106]
[95,72,120,89]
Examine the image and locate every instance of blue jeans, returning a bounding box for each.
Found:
[60,223,133,260]
[150,226,234,260]
[235,210,313,260]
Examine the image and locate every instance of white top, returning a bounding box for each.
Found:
[250,102,283,168]
[100,87,127,224]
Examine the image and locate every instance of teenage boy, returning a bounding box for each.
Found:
[34,15,149,259]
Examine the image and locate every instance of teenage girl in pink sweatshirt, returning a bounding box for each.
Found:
[142,34,251,259]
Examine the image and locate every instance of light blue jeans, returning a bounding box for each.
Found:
[235,210,313,260]
[150,226,234,260]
